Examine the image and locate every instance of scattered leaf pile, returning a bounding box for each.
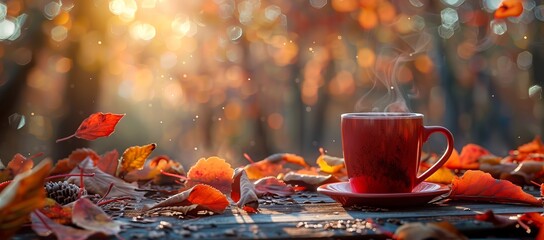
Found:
[2,111,544,239]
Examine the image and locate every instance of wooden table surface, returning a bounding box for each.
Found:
[11,189,544,239]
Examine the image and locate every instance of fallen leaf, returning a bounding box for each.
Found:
[0,153,35,182]
[186,156,234,193]
[96,149,119,176]
[67,158,144,199]
[445,144,491,169]
[254,177,295,197]
[50,148,100,175]
[56,112,125,143]
[119,143,157,177]
[316,148,344,174]
[124,155,184,184]
[424,167,456,184]
[476,210,544,236]
[231,168,259,213]
[283,172,339,190]
[0,160,51,238]
[31,210,95,240]
[502,161,544,185]
[494,0,523,19]
[245,153,308,180]
[39,198,72,225]
[475,210,516,228]
[145,184,229,214]
[507,136,544,163]
[72,198,122,235]
[395,222,467,240]
[449,170,542,206]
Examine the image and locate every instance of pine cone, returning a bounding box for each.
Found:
[45,181,86,205]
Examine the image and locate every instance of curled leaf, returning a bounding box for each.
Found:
[502,161,544,185]
[186,156,234,193]
[254,177,295,197]
[445,145,491,169]
[449,170,542,206]
[316,148,344,174]
[124,155,185,184]
[283,172,339,190]
[245,153,308,180]
[56,112,125,143]
[494,0,523,19]
[145,184,229,214]
[72,198,122,235]
[67,158,144,199]
[506,136,544,163]
[31,210,95,240]
[119,143,157,177]
[0,160,51,238]
[231,168,259,213]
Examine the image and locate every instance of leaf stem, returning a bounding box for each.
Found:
[243,153,254,164]
[33,210,53,232]
[45,173,95,181]
[160,170,187,180]
[55,134,76,143]
[97,183,115,204]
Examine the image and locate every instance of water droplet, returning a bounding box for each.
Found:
[8,113,25,130]
[524,36,528,40]
[490,20,507,35]
[31,112,35,116]
[218,117,222,121]
[529,85,542,99]
[227,25,243,41]
[195,115,199,118]
[160,121,163,124]
[390,86,395,90]
[169,139,172,142]
[98,40,102,45]
[194,147,198,151]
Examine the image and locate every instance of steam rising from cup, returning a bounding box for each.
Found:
[355,32,432,113]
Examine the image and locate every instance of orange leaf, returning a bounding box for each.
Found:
[494,0,523,19]
[124,155,184,183]
[0,153,35,182]
[244,153,308,180]
[186,156,234,193]
[316,148,344,174]
[508,136,544,162]
[56,112,125,143]
[72,198,122,235]
[254,177,295,197]
[0,160,51,238]
[449,170,542,206]
[31,210,95,240]
[445,144,490,169]
[96,149,119,176]
[119,143,156,177]
[50,148,100,175]
[146,184,229,214]
[39,198,72,225]
[231,168,259,213]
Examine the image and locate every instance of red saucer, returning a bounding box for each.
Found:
[317,182,450,208]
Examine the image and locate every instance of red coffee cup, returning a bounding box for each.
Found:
[341,112,454,193]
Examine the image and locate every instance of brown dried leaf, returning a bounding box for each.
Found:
[395,222,467,240]
[50,148,100,175]
[254,177,295,197]
[145,184,229,214]
[231,168,258,213]
[31,210,95,240]
[0,153,34,182]
[72,198,122,235]
[67,158,144,198]
[283,172,339,190]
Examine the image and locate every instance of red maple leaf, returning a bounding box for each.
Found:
[56,113,125,143]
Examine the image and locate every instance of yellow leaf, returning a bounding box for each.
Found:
[425,167,456,184]
[0,160,51,238]
[119,143,156,176]
[317,155,344,174]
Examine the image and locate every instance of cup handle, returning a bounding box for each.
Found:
[415,126,454,185]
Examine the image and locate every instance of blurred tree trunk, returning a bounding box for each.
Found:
[0,9,47,162]
[51,1,107,160]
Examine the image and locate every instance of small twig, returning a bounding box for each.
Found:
[97,183,115,204]
[243,153,255,164]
